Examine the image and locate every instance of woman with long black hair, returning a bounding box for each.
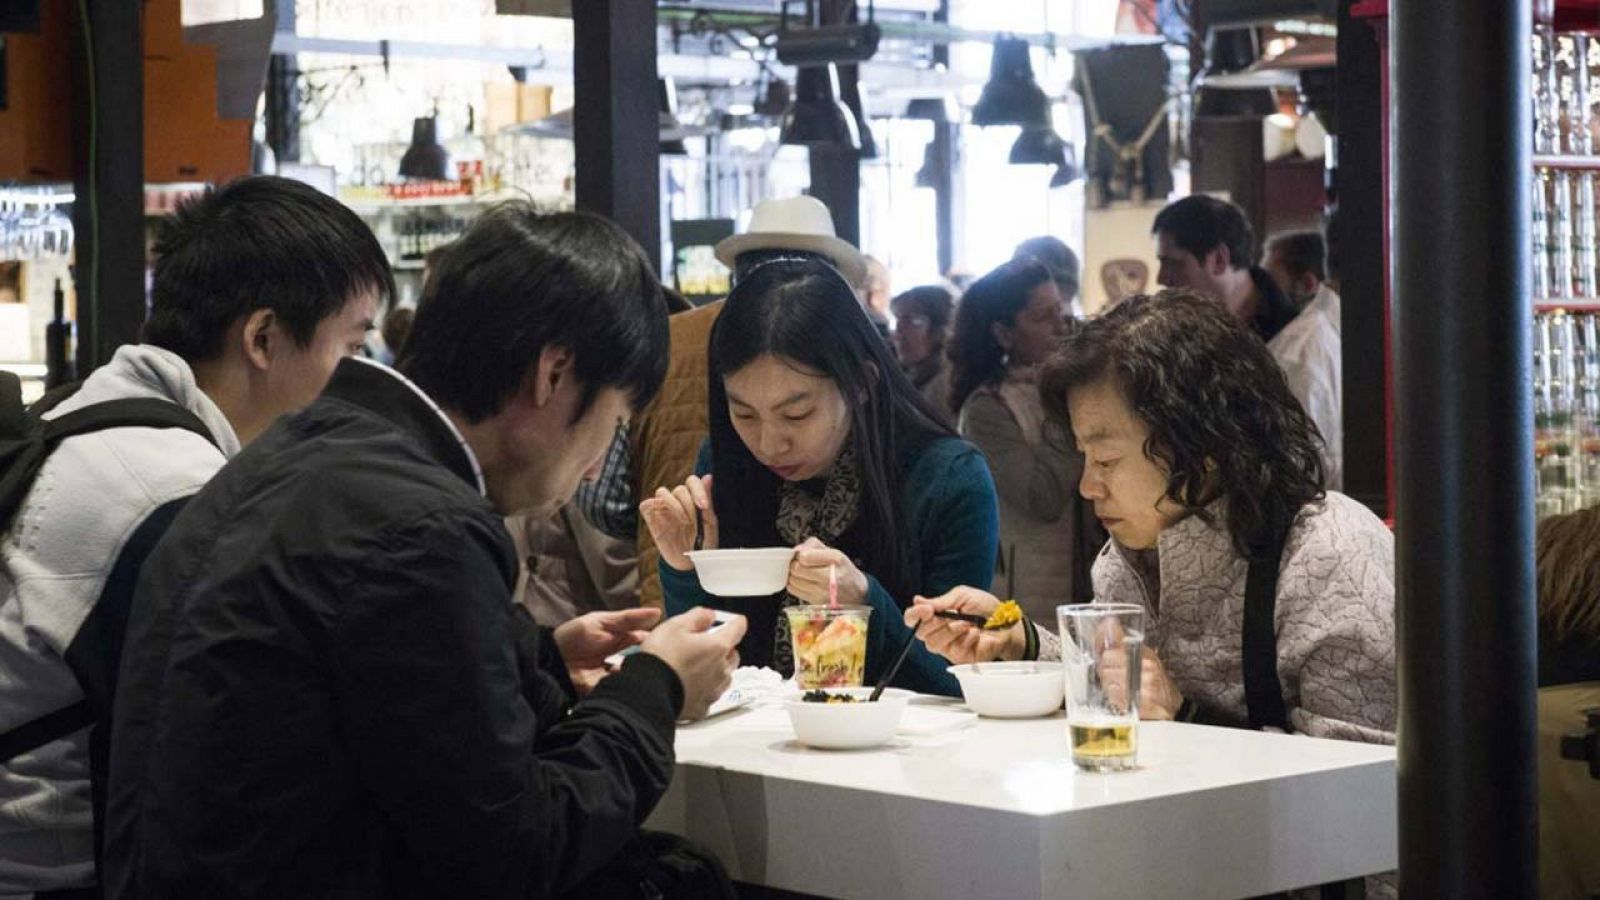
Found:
[641,257,999,696]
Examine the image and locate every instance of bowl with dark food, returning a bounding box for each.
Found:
[784,687,911,749]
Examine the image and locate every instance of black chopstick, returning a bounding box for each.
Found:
[934,610,989,627]
[869,620,922,702]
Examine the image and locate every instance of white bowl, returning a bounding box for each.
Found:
[947,661,1065,719]
[784,687,911,749]
[686,548,796,596]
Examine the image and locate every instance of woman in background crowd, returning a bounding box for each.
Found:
[946,258,1101,620]
[890,285,956,423]
[1014,235,1084,319]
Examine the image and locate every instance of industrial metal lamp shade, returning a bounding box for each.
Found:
[1009,126,1068,167]
[972,37,1049,127]
[757,78,793,118]
[915,139,940,189]
[780,65,861,150]
[659,77,689,156]
[905,97,956,123]
[1050,143,1081,188]
[399,116,451,181]
[847,95,877,159]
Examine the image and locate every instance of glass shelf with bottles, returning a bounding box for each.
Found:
[1535,310,1600,518]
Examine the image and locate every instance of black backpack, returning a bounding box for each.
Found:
[0,369,218,873]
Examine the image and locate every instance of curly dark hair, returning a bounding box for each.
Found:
[1040,289,1326,559]
[946,257,1053,414]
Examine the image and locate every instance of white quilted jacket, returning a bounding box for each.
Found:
[1041,492,1397,744]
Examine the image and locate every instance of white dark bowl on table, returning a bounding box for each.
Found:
[948,661,1065,719]
[784,687,912,749]
[685,548,796,596]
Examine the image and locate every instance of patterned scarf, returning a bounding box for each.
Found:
[771,444,862,676]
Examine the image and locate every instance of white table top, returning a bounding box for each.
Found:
[646,695,1397,899]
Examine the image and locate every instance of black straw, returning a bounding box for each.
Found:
[870,620,922,702]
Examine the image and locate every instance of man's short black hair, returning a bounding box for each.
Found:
[1267,231,1327,283]
[1151,194,1256,271]
[398,203,670,423]
[143,175,395,363]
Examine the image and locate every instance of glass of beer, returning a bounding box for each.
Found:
[1057,603,1145,772]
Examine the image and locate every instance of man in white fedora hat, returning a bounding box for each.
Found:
[714,195,869,288]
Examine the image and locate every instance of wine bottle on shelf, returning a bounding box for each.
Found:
[1578,314,1600,509]
[1554,171,1576,299]
[1535,26,1560,156]
[1576,175,1596,299]
[1536,313,1583,517]
[1535,170,1553,300]
[44,278,75,390]
[1569,35,1598,300]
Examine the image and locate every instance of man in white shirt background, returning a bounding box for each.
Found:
[1149,197,1343,492]
[1263,230,1343,491]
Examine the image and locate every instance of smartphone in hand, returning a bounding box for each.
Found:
[603,608,735,669]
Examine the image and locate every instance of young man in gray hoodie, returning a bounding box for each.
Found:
[0,175,392,899]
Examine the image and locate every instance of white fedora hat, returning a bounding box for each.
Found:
[714,195,868,287]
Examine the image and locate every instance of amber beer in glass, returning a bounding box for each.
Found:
[1057,603,1145,772]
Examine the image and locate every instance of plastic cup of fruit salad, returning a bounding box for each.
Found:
[786,605,873,689]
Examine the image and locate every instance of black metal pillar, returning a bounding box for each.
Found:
[1392,0,1538,896]
[264,55,300,164]
[806,0,862,251]
[808,145,861,248]
[1336,0,1387,516]
[931,121,955,276]
[265,0,298,163]
[931,0,954,276]
[71,0,144,374]
[572,0,660,270]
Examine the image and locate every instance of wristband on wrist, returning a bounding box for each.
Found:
[1020,616,1039,661]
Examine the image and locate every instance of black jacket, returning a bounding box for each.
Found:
[104,358,684,899]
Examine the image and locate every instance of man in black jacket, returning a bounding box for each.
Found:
[104,205,745,899]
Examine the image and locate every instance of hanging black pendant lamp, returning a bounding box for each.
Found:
[915,138,940,189]
[839,68,877,159]
[972,36,1049,127]
[1050,143,1082,188]
[399,115,451,181]
[780,64,861,150]
[905,96,957,123]
[658,77,689,156]
[757,78,793,119]
[1009,126,1067,167]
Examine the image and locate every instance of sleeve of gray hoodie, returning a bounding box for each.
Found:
[958,390,1082,523]
[1276,501,1398,744]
